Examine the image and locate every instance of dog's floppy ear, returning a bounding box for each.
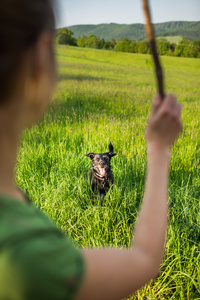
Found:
[109,152,117,158]
[108,142,117,157]
[85,153,96,160]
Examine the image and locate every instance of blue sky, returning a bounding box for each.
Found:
[55,0,200,28]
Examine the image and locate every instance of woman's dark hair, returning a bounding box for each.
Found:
[0,0,55,104]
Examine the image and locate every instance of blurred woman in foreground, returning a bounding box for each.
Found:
[0,0,182,299]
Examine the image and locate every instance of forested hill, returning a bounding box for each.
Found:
[67,21,200,41]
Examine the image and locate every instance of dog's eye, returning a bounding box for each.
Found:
[103,156,109,161]
[96,158,100,161]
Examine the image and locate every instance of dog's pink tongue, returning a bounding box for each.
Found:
[99,168,106,176]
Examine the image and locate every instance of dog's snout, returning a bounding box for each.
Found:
[100,162,105,167]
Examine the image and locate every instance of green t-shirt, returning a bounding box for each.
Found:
[0,194,85,300]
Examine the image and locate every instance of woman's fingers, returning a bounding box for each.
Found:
[152,94,162,114]
[146,94,182,148]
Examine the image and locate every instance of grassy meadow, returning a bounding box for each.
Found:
[157,36,183,43]
[16,46,200,299]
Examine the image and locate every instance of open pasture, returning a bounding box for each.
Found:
[17,46,200,299]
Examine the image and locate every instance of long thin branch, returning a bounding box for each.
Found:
[142,0,165,99]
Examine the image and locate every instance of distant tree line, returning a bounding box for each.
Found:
[114,38,200,58]
[56,28,200,58]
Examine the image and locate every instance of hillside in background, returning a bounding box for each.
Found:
[66,21,200,41]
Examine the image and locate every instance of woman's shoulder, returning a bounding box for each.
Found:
[0,193,85,300]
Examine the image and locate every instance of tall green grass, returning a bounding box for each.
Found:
[16,46,200,299]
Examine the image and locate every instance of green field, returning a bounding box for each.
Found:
[158,36,183,44]
[16,46,200,299]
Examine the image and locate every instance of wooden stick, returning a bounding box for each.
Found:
[142,0,165,99]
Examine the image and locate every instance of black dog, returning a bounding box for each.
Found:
[85,142,117,199]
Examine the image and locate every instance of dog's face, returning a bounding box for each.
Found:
[86,153,112,178]
[86,143,116,178]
